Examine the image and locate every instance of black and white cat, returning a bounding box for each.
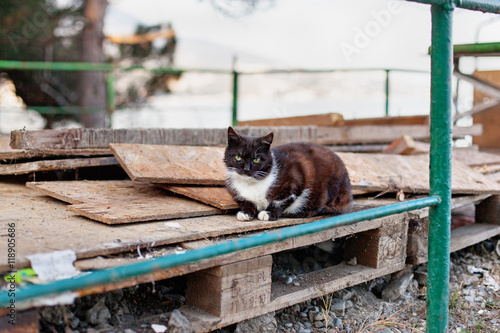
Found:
[224,127,352,221]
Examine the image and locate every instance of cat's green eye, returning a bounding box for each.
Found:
[235,156,242,161]
[253,158,260,164]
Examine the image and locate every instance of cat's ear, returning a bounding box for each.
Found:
[227,126,241,144]
[259,132,274,147]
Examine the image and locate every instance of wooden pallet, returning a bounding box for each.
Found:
[175,213,409,331]
[406,194,500,265]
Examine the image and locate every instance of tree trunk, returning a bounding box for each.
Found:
[79,0,108,128]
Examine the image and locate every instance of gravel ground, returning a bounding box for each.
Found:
[38,237,500,333]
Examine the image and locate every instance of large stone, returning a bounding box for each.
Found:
[234,312,277,333]
[381,273,414,302]
[86,298,111,325]
[167,309,195,333]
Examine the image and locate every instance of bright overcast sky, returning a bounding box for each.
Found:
[105,0,500,71]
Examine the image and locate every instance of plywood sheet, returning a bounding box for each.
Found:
[111,143,500,195]
[26,180,222,224]
[159,185,239,210]
[110,144,226,185]
[160,185,371,209]
[338,152,500,195]
[0,181,343,272]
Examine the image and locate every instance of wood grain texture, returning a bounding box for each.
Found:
[316,124,482,145]
[0,137,112,161]
[1,182,426,273]
[452,148,500,167]
[472,70,500,149]
[186,256,272,317]
[159,185,239,210]
[0,156,118,175]
[10,127,317,150]
[338,152,500,195]
[180,261,406,332]
[110,144,227,185]
[238,113,344,127]
[26,180,222,224]
[343,115,430,126]
[111,144,499,194]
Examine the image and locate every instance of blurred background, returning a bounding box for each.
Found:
[1,0,499,134]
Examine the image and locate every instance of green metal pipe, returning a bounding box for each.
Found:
[453,42,500,57]
[0,196,440,306]
[24,106,105,115]
[409,0,500,13]
[107,72,116,113]
[0,60,114,72]
[427,2,454,332]
[385,70,390,116]
[232,69,239,126]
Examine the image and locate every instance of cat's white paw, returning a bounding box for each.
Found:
[258,211,270,221]
[237,211,252,221]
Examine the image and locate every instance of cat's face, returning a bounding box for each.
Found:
[224,127,274,180]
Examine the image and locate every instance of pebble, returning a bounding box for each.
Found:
[298,329,312,333]
[313,312,325,321]
[285,323,294,328]
[314,320,324,328]
[299,312,308,318]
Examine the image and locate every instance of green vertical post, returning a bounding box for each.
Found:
[106,71,115,114]
[385,69,390,116]
[427,2,454,332]
[231,69,239,127]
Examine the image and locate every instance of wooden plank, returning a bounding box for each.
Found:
[450,223,500,252]
[67,198,221,225]
[472,70,500,149]
[383,135,430,155]
[343,115,429,126]
[10,127,317,150]
[110,144,499,194]
[158,185,239,210]
[345,216,408,269]
[0,136,112,161]
[26,180,222,224]
[110,144,226,185]
[0,181,347,272]
[160,185,370,208]
[408,223,500,265]
[0,309,38,333]
[315,124,482,145]
[238,113,344,127]
[452,149,500,167]
[340,152,500,195]
[54,211,409,302]
[0,156,118,175]
[186,256,272,317]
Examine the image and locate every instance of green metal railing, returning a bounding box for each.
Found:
[0,59,427,124]
[1,1,499,332]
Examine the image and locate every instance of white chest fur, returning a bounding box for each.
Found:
[226,165,278,211]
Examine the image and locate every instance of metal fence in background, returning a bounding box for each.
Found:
[0,59,429,128]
